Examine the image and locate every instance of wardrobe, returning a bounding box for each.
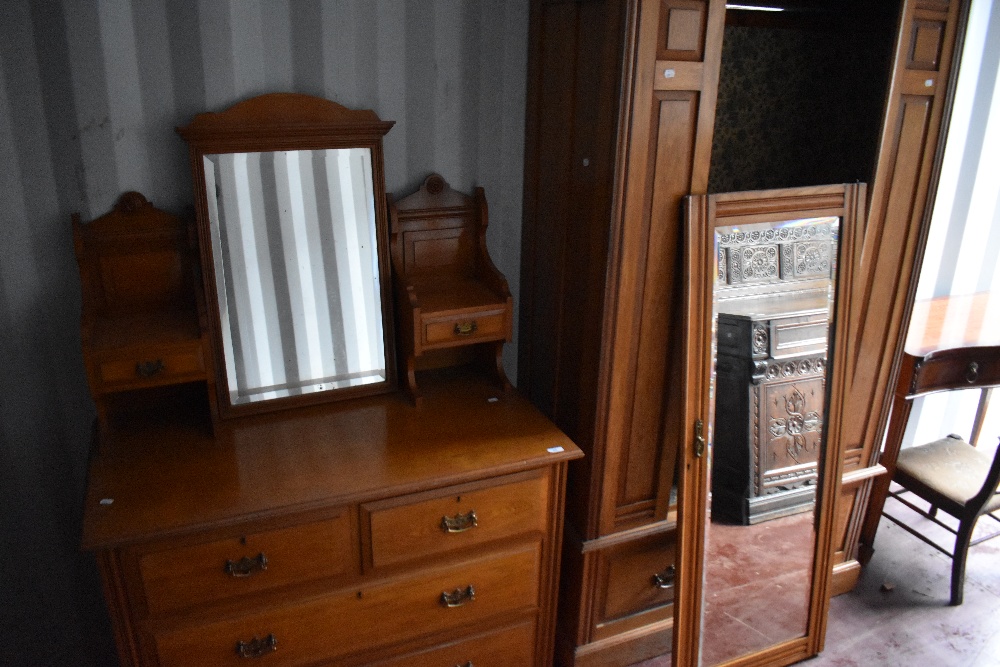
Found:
[518,0,967,665]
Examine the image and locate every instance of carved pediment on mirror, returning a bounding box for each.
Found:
[177,94,397,418]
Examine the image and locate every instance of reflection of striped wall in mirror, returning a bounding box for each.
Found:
[204,148,385,405]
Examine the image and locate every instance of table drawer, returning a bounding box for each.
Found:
[769,313,828,359]
[370,620,535,667]
[594,531,676,640]
[135,511,354,616]
[422,307,507,348]
[98,345,205,388]
[364,471,548,569]
[153,543,541,667]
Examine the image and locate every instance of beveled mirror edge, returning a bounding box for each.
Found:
[677,183,866,667]
[177,93,398,419]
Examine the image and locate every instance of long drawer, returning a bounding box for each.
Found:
[363,470,548,569]
[133,510,354,616]
[368,620,536,667]
[152,543,541,667]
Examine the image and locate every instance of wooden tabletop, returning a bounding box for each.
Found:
[905,292,1000,356]
[82,372,581,550]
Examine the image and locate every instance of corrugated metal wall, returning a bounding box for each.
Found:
[0,2,529,663]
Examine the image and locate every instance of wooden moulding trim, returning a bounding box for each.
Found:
[830,560,863,597]
[175,95,395,153]
[573,617,674,661]
[537,461,570,667]
[712,637,811,667]
[917,0,951,13]
[809,182,866,656]
[176,93,392,134]
[177,125,395,144]
[394,205,476,220]
[579,517,677,553]
[674,190,714,666]
[587,0,644,536]
[712,191,847,220]
[98,550,141,667]
[841,464,888,487]
[651,60,705,91]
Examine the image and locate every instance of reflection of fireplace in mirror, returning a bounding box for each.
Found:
[712,218,836,525]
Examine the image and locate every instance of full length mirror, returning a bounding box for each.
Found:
[179,94,396,417]
[702,215,837,665]
[682,185,862,667]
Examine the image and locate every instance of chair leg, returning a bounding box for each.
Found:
[950,520,977,606]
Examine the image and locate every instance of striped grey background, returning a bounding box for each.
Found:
[206,149,386,404]
[0,2,528,663]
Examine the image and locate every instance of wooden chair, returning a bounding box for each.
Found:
[859,345,1000,605]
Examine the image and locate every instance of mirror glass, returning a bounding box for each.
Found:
[700,216,838,665]
[203,147,386,406]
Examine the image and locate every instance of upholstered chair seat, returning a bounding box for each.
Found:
[895,435,1000,515]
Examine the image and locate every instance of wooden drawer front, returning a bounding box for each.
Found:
[597,532,676,632]
[137,512,354,616]
[153,544,541,667]
[422,308,507,348]
[370,620,535,667]
[769,313,828,359]
[98,346,204,388]
[365,472,548,570]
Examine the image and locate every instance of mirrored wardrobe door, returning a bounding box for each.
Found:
[680,184,864,667]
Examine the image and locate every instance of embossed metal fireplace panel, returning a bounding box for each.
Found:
[713,307,828,524]
[711,217,836,526]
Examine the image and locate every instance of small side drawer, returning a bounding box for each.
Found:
[153,544,541,667]
[422,307,507,348]
[363,471,548,570]
[370,620,535,667]
[134,511,354,616]
[769,313,828,359]
[98,345,205,388]
[593,531,676,640]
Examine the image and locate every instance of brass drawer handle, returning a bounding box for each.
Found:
[440,585,476,607]
[236,633,276,658]
[652,564,676,589]
[135,359,164,378]
[441,509,478,533]
[225,553,268,577]
[454,321,478,336]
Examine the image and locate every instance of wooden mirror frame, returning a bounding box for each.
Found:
[178,93,397,418]
[677,184,864,667]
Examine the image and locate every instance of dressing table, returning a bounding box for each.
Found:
[82,373,578,666]
[79,94,580,667]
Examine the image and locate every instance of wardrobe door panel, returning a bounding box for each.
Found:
[659,0,709,61]
[834,0,966,593]
[600,0,724,537]
[614,93,697,527]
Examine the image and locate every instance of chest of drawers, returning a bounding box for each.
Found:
[713,304,829,525]
[83,375,580,666]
